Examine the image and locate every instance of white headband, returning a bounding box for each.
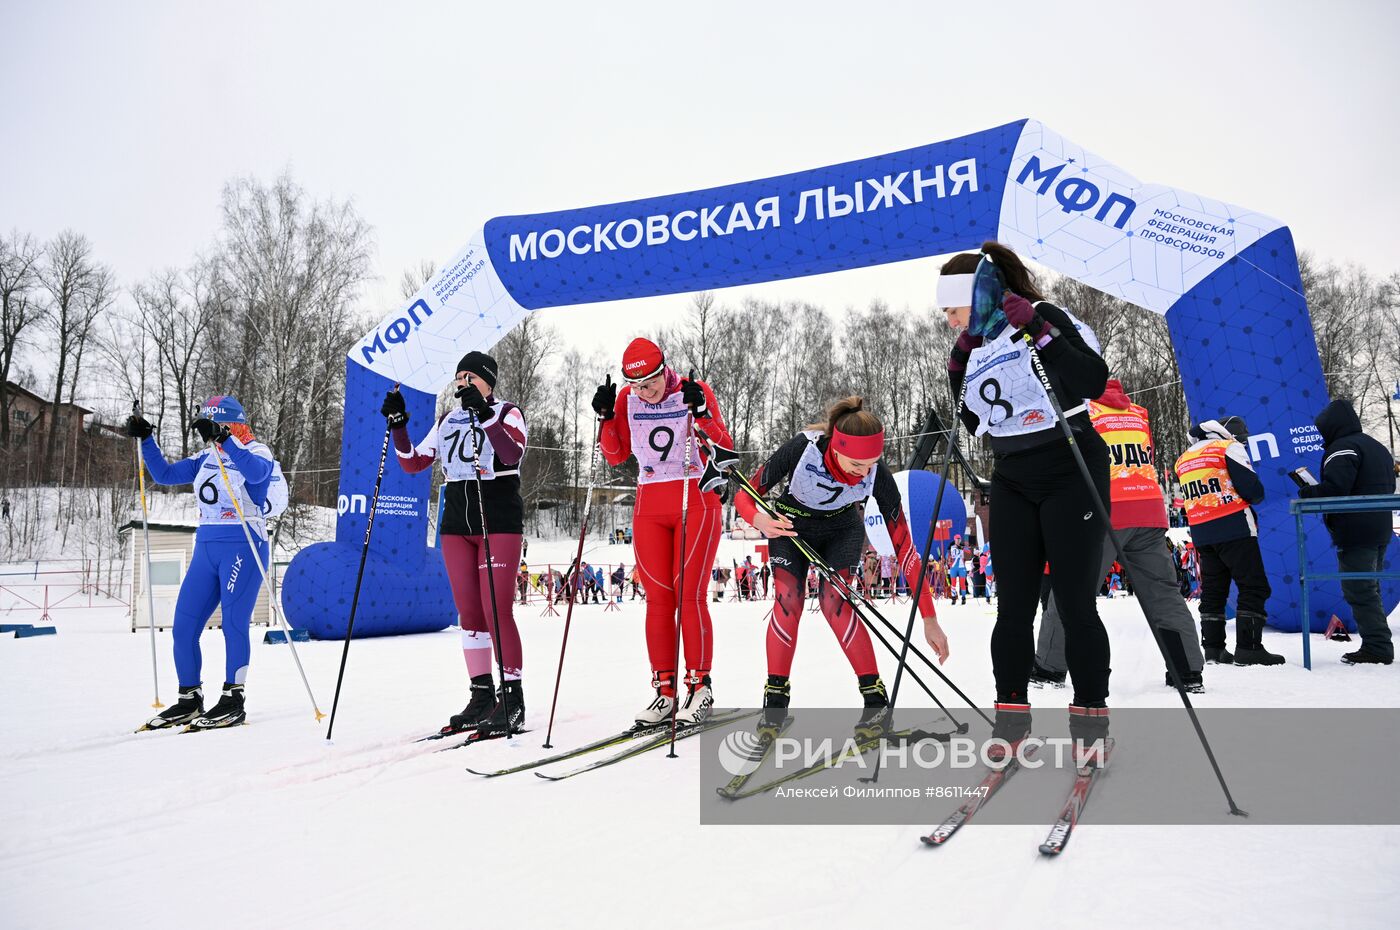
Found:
[936,273,975,309]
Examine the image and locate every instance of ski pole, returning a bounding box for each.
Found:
[325,411,393,740]
[133,400,163,710]
[667,374,697,758]
[207,437,325,722]
[1019,331,1247,817]
[865,378,971,785]
[465,405,513,731]
[723,461,983,727]
[543,412,604,749]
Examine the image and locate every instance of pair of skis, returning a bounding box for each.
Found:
[716,718,953,801]
[466,708,758,780]
[921,738,1115,856]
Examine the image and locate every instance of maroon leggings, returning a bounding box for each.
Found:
[441,534,523,678]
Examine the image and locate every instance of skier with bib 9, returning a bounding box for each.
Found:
[940,242,1111,752]
[591,337,732,728]
[128,396,285,732]
[382,351,530,737]
[738,396,948,735]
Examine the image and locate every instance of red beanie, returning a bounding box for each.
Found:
[621,337,666,383]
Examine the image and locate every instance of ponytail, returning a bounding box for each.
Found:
[937,240,1046,302]
[811,395,884,439]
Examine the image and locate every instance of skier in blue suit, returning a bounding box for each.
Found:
[128,396,285,732]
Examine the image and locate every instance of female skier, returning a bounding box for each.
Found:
[129,396,280,732]
[381,351,528,738]
[940,242,1110,746]
[591,337,731,727]
[738,397,949,730]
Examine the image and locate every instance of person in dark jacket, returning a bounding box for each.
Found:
[1174,417,1284,665]
[1297,399,1396,664]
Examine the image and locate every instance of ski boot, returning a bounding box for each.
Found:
[1029,662,1067,689]
[439,674,496,737]
[186,683,246,732]
[1341,649,1393,665]
[137,685,203,732]
[675,671,714,726]
[989,697,1032,763]
[853,674,890,741]
[476,680,525,738]
[1068,704,1111,769]
[1165,670,1205,694]
[760,675,791,737]
[1233,612,1284,666]
[634,671,677,728]
[1201,615,1233,664]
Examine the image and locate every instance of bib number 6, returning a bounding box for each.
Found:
[198,474,220,505]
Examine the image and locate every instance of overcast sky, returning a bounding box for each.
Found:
[4,0,1397,402]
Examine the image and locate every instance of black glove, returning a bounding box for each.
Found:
[125,415,153,440]
[591,375,616,420]
[192,417,230,444]
[381,390,409,428]
[679,373,709,418]
[455,382,493,421]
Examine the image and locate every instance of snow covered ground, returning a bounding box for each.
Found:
[3,536,1398,930]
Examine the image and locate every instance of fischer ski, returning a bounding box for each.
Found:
[535,711,759,781]
[467,708,755,778]
[1039,738,1114,856]
[715,717,794,799]
[920,741,1039,846]
[720,721,947,801]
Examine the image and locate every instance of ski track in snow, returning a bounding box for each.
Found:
[2,535,1398,930]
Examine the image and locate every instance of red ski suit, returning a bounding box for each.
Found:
[599,373,730,684]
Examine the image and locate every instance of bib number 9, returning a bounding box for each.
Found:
[648,426,676,462]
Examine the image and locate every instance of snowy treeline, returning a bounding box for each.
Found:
[5,170,1398,542]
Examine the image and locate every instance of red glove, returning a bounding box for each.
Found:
[1003,292,1051,341]
[948,331,983,372]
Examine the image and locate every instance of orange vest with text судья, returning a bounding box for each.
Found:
[1173,440,1250,526]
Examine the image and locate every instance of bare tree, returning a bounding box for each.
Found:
[0,230,43,448]
[124,263,220,456]
[37,231,112,483]
[399,259,437,300]
[207,173,374,503]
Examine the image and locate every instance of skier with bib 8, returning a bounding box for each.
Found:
[591,338,733,728]
[940,242,1112,754]
[128,396,287,732]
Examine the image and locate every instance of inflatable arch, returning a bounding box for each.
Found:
[282,118,1397,638]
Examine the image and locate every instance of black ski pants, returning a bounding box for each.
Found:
[1197,537,1271,618]
[990,429,1112,705]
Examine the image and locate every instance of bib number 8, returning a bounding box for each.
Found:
[979,377,1016,425]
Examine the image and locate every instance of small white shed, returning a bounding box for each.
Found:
[119,521,273,632]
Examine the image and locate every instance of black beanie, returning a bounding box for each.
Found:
[457,351,499,388]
